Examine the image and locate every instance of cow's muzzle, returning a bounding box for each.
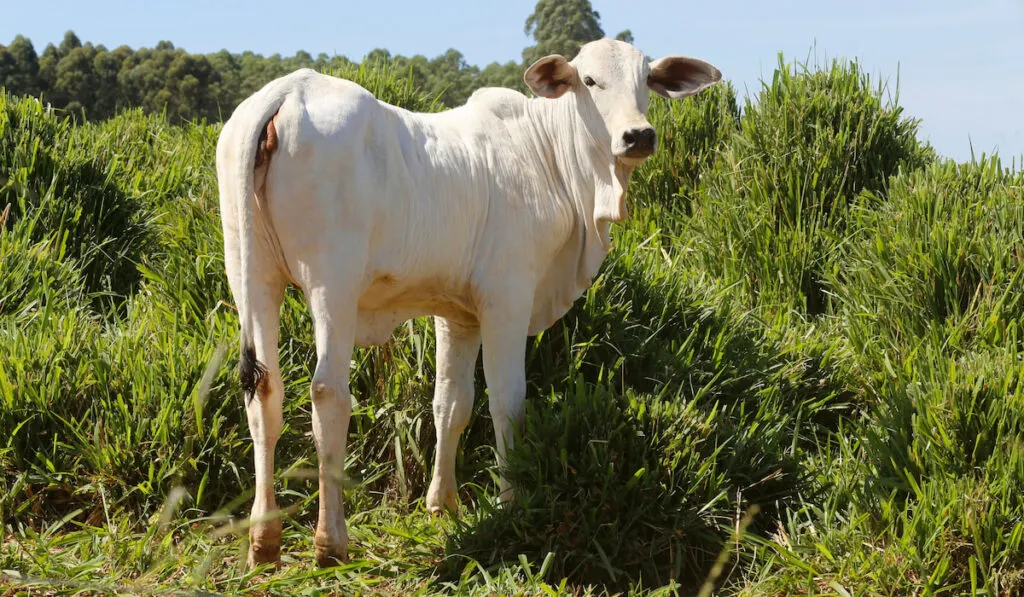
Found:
[621,127,657,158]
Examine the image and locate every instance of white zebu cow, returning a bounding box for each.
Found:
[216,38,721,567]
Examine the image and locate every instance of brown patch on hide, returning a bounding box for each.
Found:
[359,274,478,329]
[254,111,280,169]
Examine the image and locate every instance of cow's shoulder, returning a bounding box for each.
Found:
[465,87,529,121]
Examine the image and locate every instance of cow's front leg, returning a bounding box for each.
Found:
[480,297,531,503]
[427,317,481,515]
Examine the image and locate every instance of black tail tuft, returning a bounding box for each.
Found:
[239,341,267,405]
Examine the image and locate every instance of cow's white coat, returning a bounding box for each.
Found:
[216,38,721,567]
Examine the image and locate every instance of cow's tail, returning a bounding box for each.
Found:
[227,86,290,405]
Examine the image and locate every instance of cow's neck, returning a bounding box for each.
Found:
[519,92,636,334]
[526,92,635,242]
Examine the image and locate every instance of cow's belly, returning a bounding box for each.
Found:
[353,275,478,347]
[354,309,420,347]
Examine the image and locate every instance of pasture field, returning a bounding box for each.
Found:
[1,58,1023,596]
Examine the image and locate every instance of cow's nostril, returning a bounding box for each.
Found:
[630,129,653,149]
[623,128,656,154]
[634,127,659,147]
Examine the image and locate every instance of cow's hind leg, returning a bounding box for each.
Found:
[426,317,480,515]
[241,278,288,567]
[306,280,360,567]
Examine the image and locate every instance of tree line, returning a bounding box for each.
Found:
[0,0,631,122]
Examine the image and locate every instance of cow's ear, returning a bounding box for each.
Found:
[647,56,721,99]
[524,55,577,99]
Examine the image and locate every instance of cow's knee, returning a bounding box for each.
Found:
[311,378,334,402]
[309,372,352,485]
[310,365,352,409]
[310,374,351,420]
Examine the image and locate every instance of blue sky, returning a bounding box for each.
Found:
[4,0,1023,162]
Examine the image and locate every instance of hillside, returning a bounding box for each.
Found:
[1,57,1023,596]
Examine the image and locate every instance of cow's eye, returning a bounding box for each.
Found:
[583,76,596,87]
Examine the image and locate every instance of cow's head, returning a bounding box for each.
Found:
[524,39,721,166]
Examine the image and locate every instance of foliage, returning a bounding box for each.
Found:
[2,36,1024,597]
[521,0,634,64]
[523,0,604,64]
[0,1,650,122]
[0,93,150,312]
[684,55,935,320]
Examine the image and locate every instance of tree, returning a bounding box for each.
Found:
[521,1,634,65]
[1,3,638,121]
[364,48,392,66]
[391,53,432,94]
[166,53,220,120]
[37,43,62,103]
[54,43,99,119]
[522,0,604,64]
[58,31,82,55]
[91,48,123,118]
[207,49,241,117]
[426,49,479,106]
[478,60,525,93]
[0,35,42,96]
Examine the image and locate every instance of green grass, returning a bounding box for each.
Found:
[2,55,1023,596]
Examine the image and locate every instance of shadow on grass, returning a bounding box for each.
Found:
[434,251,853,592]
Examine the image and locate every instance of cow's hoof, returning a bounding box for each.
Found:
[426,486,459,517]
[314,534,348,568]
[247,542,281,568]
[427,503,456,517]
[248,522,282,568]
[497,479,514,505]
[315,545,348,568]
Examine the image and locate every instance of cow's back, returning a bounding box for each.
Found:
[260,70,558,344]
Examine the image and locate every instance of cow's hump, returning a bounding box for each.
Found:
[466,87,529,121]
